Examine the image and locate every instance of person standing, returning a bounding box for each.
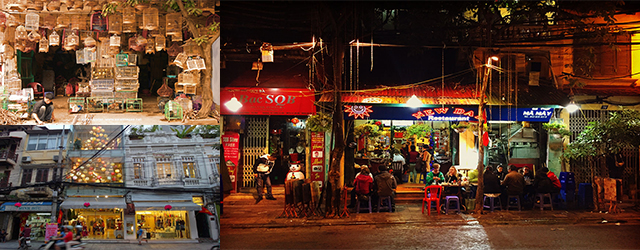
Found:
[408,146,420,183]
[254,154,276,203]
[31,92,55,125]
[420,145,432,183]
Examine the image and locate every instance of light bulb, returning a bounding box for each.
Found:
[565,101,579,113]
[406,95,423,108]
[225,97,243,112]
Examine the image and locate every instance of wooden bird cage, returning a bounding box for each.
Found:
[71,14,87,30]
[155,35,165,51]
[183,39,198,56]
[122,22,136,33]
[84,35,96,47]
[15,25,27,41]
[56,15,69,29]
[122,7,135,24]
[136,35,147,47]
[128,53,137,65]
[115,51,128,66]
[40,14,55,30]
[5,14,18,27]
[27,29,40,42]
[49,30,59,46]
[76,49,85,64]
[84,47,96,63]
[110,34,120,47]
[65,30,79,47]
[25,12,39,31]
[145,37,155,54]
[108,13,122,34]
[38,35,48,53]
[173,52,187,68]
[91,11,108,32]
[165,13,181,38]
[142,7,158,30]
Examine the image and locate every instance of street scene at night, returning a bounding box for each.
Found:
[221,1,640,249]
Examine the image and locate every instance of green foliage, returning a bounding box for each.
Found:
[543,122,572,137]
[354,123,381,139]
[102,3,118,16]
[307,113,332,132]
[404,123,432,139]
[451,122,470,130]
[195,125,220,138]
[129,126,145,136]
[171,125,197,138]
[564,109,640,160]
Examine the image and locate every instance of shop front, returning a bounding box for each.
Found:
[0,202,53,241]
[60,197,127,240]
[221,87,317,191]
[130,192,200,240]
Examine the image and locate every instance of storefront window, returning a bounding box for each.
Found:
[133,157,144,179]
[135,211,189,239]
[68,157,124,183]
[25,213,51,241]
[69,208,124,240]
[182,157,197,178]
[71,126,123,150]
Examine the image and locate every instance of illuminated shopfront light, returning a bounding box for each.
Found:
[225,97,243,112]
[406,95,423,108]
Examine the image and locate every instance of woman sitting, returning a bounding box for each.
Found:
[349,167,374,208]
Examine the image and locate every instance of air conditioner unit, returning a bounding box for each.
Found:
[53,155,60,162]
[21,156,31,163]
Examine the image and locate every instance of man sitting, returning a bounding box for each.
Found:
[31,92,55,125]
[425,163,445,186]
[375,165,397,212]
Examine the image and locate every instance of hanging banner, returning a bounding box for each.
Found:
[222,132,240,192]
[45,223,58,242]
[221,87,316,115]
[310,132,325,182]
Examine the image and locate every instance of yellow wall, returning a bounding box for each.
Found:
[458,129,478,169]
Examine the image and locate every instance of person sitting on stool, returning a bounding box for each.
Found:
[31,92,55,125]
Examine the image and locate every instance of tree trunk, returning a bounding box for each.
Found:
[327,37,346,216]
[473,57,491,214]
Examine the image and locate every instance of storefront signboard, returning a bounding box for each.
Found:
[310,132,325,182]
[222,132,240,193]
[0,202,52,212]
[45,223,58,242]
[343,105,555,122]
[221,88,316,115]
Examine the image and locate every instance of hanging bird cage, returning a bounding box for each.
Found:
[27,29,40,42]
[84,35,96,47]
[155,35,165,51]
[6,14,18,27]
[84,47,96,63]
[193,57,206,70]
[65,30,79,48]
[183,39,198,56]
[145,37,155,54]
[108,14,122,34]
[39,35,49,53]
[122,22,136,33]
[122,7,135,24]
[115,51,128,66]
[25,12,39,31]
[136,35,147,47]
[91,11,108,32]
[76,49,85,64]
[56,15,69,29]
[109,34,120,47]
[178,71,198,84]
[142,7,158,30]
[71,14,87,30]
[15,25,27,41]
[166,42,182,56]
[46,1,60,11]
[128,53,137,65]
[128,36,142,52]
[165,13,181,38]
[173,53,188,68]
[49,30,59,46]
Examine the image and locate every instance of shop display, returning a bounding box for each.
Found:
[136,211,189,239]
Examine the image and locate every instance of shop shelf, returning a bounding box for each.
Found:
[92,67,115,79]
[68,97,85,113]
[86,97,106,112]
[96,57,115,68]
[114,91,137,99]
[126,98,143,112]
[164,100,183,121]
[90,79,115,91]
[115,66,139,79]
[106,97,126,112]
[115,79,139,91]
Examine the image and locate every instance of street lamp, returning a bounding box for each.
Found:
[474,55,498,212]
[225,96,243,112]
[565,100,579,113]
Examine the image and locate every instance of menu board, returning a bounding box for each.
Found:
[310,132,325,182]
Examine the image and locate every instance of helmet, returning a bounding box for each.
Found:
[75,225,83,229]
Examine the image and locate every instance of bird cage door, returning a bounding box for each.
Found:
[242,117,269,188]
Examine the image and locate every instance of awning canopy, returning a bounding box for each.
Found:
[60,197,126,209]
[130,192,194,202]
[133,202,201,211]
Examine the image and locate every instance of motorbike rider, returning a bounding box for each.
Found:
[19,224,31,248]
[65,225,84,249]
[50,226,73,250]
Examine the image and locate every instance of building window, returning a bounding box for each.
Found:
[133,157,144,179]
[27,133,67,151]
[35,168,49,183]
[156,156,173,179]
[182,156,198,178]
[22,169,33,185]
[0,170,10,187]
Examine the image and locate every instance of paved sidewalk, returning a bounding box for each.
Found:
[0,240,216,250]
[221,190,640,229]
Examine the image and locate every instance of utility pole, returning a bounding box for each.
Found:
[51,125,65,224]
[474,56,497,213]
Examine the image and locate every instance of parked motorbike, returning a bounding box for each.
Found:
[18,236,31,250]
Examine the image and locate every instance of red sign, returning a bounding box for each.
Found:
[310,132,325,182]
[221,88,316,115]
[222,132,240,193]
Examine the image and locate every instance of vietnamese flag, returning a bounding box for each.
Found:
[483,131,490,147]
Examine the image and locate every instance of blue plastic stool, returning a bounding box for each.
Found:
[445,196,461,214]
[534,193,553,211]
[483,193,502,212]
[356,195,372,213]
[378,196,393,213]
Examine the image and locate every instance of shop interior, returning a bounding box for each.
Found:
[268,116,307,185]
[69,208,124,240]
[136,210,189,239]
[23,212,51,241]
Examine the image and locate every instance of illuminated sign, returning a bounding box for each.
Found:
[412,107,478,121]
[361,97,383,103]
[344,105,373,119]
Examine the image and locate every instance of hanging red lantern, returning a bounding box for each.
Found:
[291,118,299,125]
[84,202,91,208]
[14,202,22,208]
[374,121,382,126]
[164,205,172,210]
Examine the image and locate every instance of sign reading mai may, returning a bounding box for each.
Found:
[412,107,477,121]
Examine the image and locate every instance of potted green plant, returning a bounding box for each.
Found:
[129,126,145,140]
[307,112,332,132]
[195,125,221,138]
[451,122,470,133]
[543,122,572,138]
[171,125,197,139]
[404,123,432,139]
[354,123,381,139]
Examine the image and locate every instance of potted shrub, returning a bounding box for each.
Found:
[171,125,197,139]
[354,123,381,139]
[543,122,572,138]
[129,126,145,140]
[451,122,470,133]
[196,125,220,138]
[404,123,432,139]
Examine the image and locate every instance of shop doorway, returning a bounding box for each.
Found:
[268,116,306,185]
[241,117,269,189]
[11,216,20,240]
[195,213,210,238]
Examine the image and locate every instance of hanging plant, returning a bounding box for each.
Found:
[543,122,572,137]
[354,123,381,139]
[451,121,470,133]
[307,112,332,132]
[404,123,432,139]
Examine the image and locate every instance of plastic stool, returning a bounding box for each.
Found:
[378,196,393,213]
[534,193,553,211]
[507,195,521,211]
[445,196,461,214]
[356,195,372,213]
[483,193,502,212]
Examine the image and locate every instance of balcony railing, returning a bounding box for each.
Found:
[184,178,200,186]
[132,179,150,186]
[0,150,17,162]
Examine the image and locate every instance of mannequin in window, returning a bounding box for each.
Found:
[175,218,185,238]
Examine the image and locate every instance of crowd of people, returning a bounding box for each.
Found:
[482,164,561,209]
